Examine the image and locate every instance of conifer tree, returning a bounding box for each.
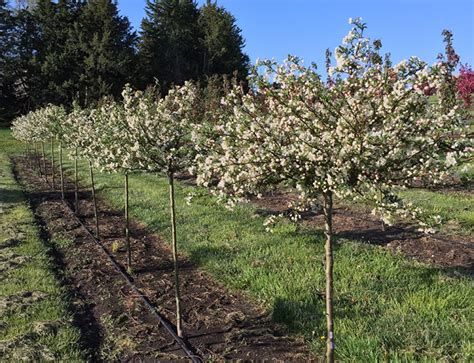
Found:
[76,0,137,105]
[198,0,249,80]
[139,0,201,91]
[33,0,83,106]
[6,2,41,115]
[0,0,17,123]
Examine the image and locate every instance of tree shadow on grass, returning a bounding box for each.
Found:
[0,188,24,205]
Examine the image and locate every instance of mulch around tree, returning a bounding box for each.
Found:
[12,156,310,361]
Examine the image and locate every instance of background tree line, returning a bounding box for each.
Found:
[0,0,249,125]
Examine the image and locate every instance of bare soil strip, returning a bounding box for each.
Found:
[13,156,310,361]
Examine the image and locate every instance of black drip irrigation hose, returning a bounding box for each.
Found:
[30,157,202,363]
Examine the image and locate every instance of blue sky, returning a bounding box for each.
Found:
[120,0,474,68]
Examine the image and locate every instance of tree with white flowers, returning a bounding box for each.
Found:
[86,97,139,272]
[11,105,67,185]
[11,112,41,171]
[62,104,92,214]
[123,81,200,338]
[192,18,469,362]
[43,105,68,196]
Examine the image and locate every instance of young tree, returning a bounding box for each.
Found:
[87,97,138,271]
[192,19,469,362]
[62,104,89,213]
[122,81,199,337]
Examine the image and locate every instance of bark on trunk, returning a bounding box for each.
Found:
[59,142,65,199]
[323,191,335,363]
[50,138,55,189]
[124,173,131,272]
[168,173,183,337]
[74,148,78,214]
[89,160,99,239]
[35,143,42,175]
[41,142,47,182]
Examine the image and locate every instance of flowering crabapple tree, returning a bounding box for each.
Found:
[457,64,474,108]
[44,105,68,196]
[35,108,54,181]
[62,104,92,215]
[11,112,43,172]
[192,18,469,362]
[69,105,106,239]
[123,81,200,338]
[87,97,139,271]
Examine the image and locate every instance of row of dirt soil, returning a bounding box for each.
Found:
[12,156,310,361]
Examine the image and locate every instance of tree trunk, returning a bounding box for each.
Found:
[35,143,42,176]
[168,173,183,338]
[50,138,55,189]
[41,142,47,182]
[74,148,78,214]
[323,191,335,363]
[89,160,99,239]
[124,173,131,272]
[59,142,64,199]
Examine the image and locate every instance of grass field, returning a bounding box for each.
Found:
[1,128,473,361]
[399,189,473,235]
[0,149,84,360]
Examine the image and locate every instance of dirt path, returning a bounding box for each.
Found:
[13,156,310,361]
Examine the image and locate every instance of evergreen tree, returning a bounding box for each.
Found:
[0,0,16,123]
[5,2,42,116]
[139,0,201,91]
[198,0,249,81]
[33,0,82,106]
[76,0,137,105]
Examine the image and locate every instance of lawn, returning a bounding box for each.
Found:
[2,128,473,361]
[399,189,473,235]
[0,150,84,361]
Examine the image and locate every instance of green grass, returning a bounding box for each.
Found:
[2,128,474,361]
[0,149,84,361]
[399,189,473,235]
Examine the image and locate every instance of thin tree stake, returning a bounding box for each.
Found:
[169,173,183,338]
[74,148,78,214]
[36,143,42,176]
[125,173,131,272]
[59,142,65,199]
[89,160,100,239]
[50,138,55,189]
[41,142,47,182]
[323,191,335,363]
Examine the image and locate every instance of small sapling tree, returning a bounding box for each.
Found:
[122,81,200,338]
[88,96,138,272]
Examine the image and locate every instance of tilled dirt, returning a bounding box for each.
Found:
[12,156,311,361]
[254,190,474,274]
